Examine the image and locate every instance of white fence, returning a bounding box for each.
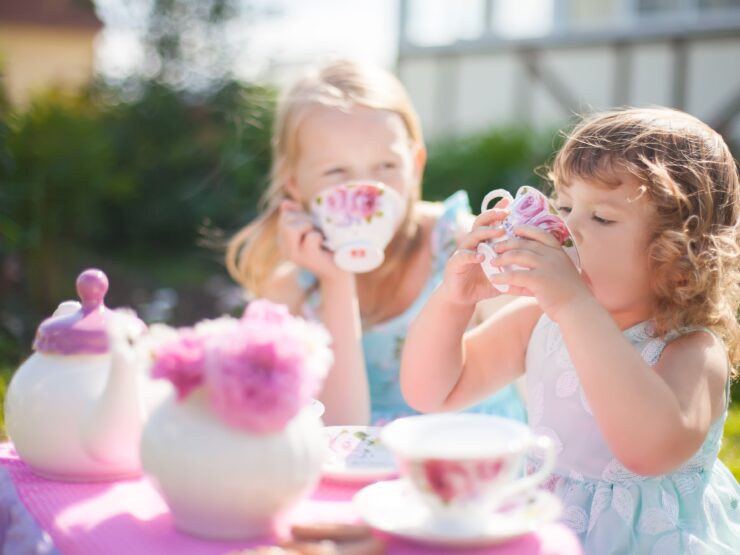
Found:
[397,0,740,140]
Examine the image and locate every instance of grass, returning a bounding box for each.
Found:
[0,362,738,479]
[720,403,740,480]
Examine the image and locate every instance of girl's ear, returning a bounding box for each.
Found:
[412,143,427,185]
[284,176,303,203]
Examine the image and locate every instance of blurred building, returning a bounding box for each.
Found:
[397,0,740,140]
[0,0,102,106]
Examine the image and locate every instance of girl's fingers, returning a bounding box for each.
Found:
[472,208,509,229]
[279,222,312,252]
[489,268,537,295]
[302,229,326,252]
[458,226,506,250]
[278,203,317,253]
[490,249,539,269]
[279,201,315,230]
[512,224,561,248]
[281,210,313,229]
[280,199,303,212]
[451,248,485,266]
[493,234,553,257]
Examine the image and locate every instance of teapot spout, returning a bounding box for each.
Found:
[81,311,146,468]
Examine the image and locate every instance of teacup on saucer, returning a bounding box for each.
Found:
[354,479,562,548]
[310,181,406,273]
[380,413,556,533]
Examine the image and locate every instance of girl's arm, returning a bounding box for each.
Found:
[400,205,542,413]
[494,225,728,476]
[556,298,728,476]
[401,291,540,413]
[266,200,370,425]
[314,273,370,425]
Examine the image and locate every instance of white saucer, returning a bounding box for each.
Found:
[322,426,397,483]
[353,479,562,548]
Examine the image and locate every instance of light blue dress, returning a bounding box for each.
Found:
[525,314,740,554]
[299,191,526,425]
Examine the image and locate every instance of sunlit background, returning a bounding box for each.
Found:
[1,0,740,472]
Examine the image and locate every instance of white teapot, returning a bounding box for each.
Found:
[4,269,171,481]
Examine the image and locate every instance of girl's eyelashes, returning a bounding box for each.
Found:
[557,205,614,224]
[593,214,614,224]
[323,167,346,177]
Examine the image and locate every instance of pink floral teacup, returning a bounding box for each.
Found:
[477,185,580,292]
[380,413,555,531]
[310,181,406,273]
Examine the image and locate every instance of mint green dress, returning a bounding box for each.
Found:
[299,191,527,425]
[525,314,740,554]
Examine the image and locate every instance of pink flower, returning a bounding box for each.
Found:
[350,185,381,220]
[150,300,332,434]
[511,190,548,224]
[205,322,308,434]
[326,188,348,213]
[529,212,571,245]
[243,298,292,324]
[205,307,331,433]
[150,328,207,400]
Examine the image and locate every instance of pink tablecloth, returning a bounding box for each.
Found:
[0,444,582,555]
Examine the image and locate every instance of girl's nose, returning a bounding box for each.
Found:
[564,214,584,247]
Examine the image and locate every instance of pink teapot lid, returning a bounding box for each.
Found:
[33,269,144,355]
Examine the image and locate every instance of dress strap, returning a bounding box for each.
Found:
[664,325,732,410]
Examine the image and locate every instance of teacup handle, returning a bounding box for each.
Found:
[494,435,556,503]
[480,189,514,213]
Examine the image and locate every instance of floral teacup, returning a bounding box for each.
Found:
[380,413,555,532]
[310,181,406,273]
[477,185,580,292]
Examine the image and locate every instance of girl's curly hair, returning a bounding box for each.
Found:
[549,107,740,376]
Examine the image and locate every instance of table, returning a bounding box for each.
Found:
[0,443,582,555]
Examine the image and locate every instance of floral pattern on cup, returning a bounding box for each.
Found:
[314,183,386,227]
[478,186,579,291]
[310,181,405,273]
[499,186,572,247]
[421,458,505,505]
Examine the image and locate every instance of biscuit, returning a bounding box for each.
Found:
[282,537,386,555]
[225,547,302,555]
[289,522,373,542]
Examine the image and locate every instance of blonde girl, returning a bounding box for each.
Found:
[227,59,525,425]
[401,107,740,553]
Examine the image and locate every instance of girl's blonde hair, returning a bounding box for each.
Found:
[226,59,425,321]
[549,107,740,373]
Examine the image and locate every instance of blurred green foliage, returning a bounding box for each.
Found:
[0,80,274,366]
[423,126,560,209]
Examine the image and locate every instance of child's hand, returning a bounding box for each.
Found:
[489,224,592,320]
[277,200,346,282]
[439,205,510,306]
